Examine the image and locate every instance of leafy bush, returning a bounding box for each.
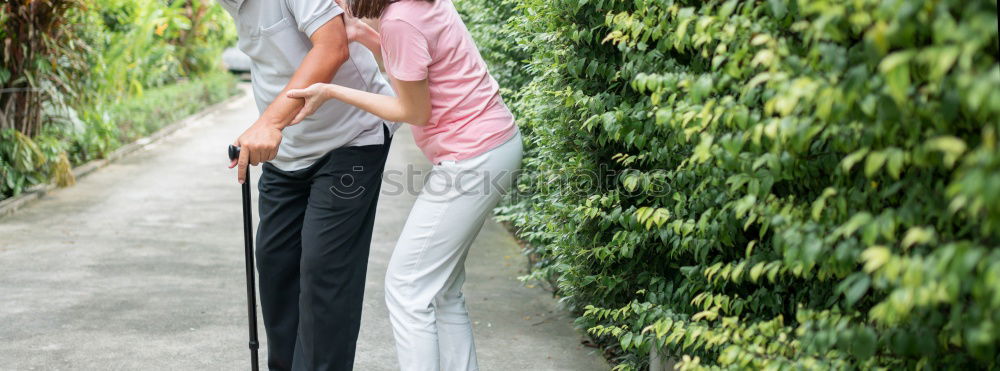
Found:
[83,0,235,98]
[0,0,237,200]
[461,0,1000,368]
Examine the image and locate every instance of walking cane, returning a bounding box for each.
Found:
[229,145,260,371]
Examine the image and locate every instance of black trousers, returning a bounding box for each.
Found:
[256,126,391,371]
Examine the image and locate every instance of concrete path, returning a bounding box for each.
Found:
[0,87,608,370]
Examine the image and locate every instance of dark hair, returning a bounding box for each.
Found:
[349,0,433,19]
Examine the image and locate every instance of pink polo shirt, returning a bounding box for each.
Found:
[380,0,518,164]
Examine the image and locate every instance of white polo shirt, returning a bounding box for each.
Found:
[218,0,395,171]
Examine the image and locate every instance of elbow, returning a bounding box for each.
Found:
[333,44,351,66]
[330,43,350,67]
[404,102,432,126]
[407,111,431,127]
[313,42,350,75]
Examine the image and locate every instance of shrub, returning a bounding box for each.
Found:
[0,0,237,200]
[84,0,235,99]
[462,0,1000,368]
[0,0,90,197]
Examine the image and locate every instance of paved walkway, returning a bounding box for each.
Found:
[0,88,607,370]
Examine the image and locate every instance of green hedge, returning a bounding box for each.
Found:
[460,0,1000,369]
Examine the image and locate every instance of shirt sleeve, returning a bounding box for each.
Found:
[284,0,344,37]
[380,20,432,81]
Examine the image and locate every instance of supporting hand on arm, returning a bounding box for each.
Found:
[286,2,432,133]
[229,17,351,184]
[287,77,432,127]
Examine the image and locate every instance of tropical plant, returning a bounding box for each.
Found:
[0,0,237,200]
[0,0,88,198]
[0,0,89,137]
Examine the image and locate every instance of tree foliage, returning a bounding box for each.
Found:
[460,0,1000,368]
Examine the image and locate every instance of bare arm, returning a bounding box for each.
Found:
[287,1,430,128]
[287,76,432,127]
[230,17,351,183]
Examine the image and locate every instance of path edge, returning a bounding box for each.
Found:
[0,85,249,220]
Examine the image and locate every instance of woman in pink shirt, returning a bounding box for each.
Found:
[287,0,521,369]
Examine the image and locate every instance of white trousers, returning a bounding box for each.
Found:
[386,132,523,371]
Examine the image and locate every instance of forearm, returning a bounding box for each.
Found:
[323,84,426,126]
[258,47,348,129]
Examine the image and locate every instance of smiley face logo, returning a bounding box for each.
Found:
[328,166,366,199]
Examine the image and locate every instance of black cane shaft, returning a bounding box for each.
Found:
[242,176,260,371]
[231,145,260,371]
